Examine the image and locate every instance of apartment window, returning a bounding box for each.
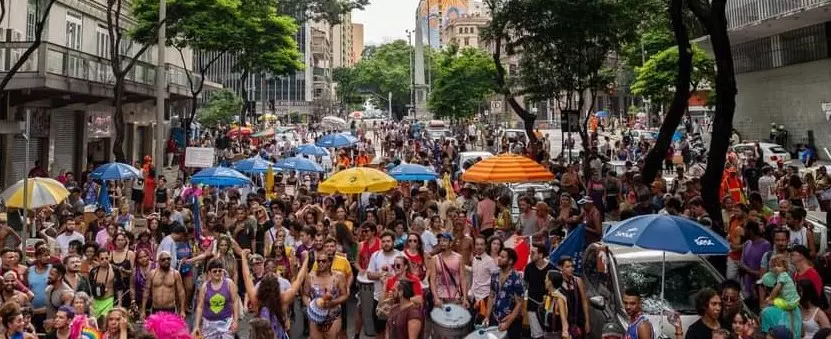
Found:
[65,12,83,77]
[464,37,470,46]
[458,27,463,34]
[779,24,827,66]
[96,25,111,82]
[733,37,773,74]
[26,0,37,41]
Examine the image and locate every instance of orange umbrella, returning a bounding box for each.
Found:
[227,127,253,138]
[461,154,554,183]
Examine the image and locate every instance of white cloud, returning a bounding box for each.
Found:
[353,0,420,46]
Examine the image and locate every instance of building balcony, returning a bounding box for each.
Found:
[707,0,831,45]
[0,41,196,107]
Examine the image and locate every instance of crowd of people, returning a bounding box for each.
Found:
[5,118,831,339]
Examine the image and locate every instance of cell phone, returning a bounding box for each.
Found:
[663,309,680,325]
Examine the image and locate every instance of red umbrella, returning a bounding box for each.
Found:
[226,127,253,138]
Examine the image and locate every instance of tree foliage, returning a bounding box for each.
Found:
[333,67,363,106]
[280,0,370,25]
[483,0,646,155]
[198,89,243,126]
[428,45,497,120]
[631,43,715,106]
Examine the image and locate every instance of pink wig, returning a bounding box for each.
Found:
[144,312,192,339]
[67,315,87,339]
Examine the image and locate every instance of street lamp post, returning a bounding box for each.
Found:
[154,0,167,166]
[22,110,31,243]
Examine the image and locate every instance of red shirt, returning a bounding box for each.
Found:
[358,238,380,270]
[794,267,823,296]
[384,273,424,296]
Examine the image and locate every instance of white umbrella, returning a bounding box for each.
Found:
[321,116,347,129]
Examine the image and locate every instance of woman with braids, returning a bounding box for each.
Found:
[241,247,309,339]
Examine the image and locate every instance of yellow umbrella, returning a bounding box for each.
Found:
[1,177,70,209]
[318,167,397,194]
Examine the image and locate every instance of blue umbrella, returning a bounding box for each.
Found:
[603,214,729,301]
[90,162,142,180]
[594,110,609,118]
[191,167,252,187]
[274,156,325,173]
[295,144,331,157]
[602,214,729,255]
[97,181,111,213]
[389,163,439,181]
[316,133,358,148]
[232,156,274,174]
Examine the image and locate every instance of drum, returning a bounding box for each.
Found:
[358,272,376,337]
[464,326,507,339]
[431,304,472,339]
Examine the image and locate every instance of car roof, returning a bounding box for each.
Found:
[604,243,703,264]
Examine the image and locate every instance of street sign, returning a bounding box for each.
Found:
[491,101,503,111]
[560,110,580,131]
[185,147,215,168]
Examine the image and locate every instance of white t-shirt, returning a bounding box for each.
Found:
[368,249,401,300]
[421,230,437,254]
[55,232,84,256]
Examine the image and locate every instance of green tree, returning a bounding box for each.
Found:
[429,45,496,120]
[132,0,246,146]
[351,40,413,119]
[484,0,644,157]
[232,0,304,124]
[631,44,715,107]
[198,89,243,126]
[333,67,363,107]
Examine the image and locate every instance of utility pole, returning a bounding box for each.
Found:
[155,0,167,167]
[406,29,415,119]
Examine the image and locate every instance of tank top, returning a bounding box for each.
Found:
[433,252,462,300]
[790,227,807,247]
[625,314,651,339]
[203,279,233,321]
[803,308,821,339]
[175,241,193,274]
[28,265,50,308]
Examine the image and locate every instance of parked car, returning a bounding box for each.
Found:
[458,151,494,171]
[506,183,559,221]
[582,243,742,338]
[732,142,791,167]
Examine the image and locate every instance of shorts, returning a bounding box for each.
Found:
[152,307,177,314]
[529,311,545,338]
[372,299,386,332]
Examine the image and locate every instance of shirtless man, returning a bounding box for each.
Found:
[90,249,116,320]
[141,251,186,319]
[1,271,33,307]
[451,210,474,266]
[43,264,73,331]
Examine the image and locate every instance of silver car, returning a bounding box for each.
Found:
[581,243,729,338]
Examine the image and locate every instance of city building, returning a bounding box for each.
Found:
[0,0,195,187]
[417,0,473,49]
[442,13,489,49]
[332,14,354,68]
[699,0,831,155]
[351,23,365,63]
[198,15,337,120]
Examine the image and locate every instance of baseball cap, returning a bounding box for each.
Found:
[437,232,454,241]
[788,244,811,259]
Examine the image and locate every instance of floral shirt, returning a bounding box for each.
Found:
[490,270,524,321]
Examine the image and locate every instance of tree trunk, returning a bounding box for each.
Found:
[641,0,693,184]
[699,0,737,226]
[491,35,539,145]
[579,91,594,180]
[112,81,127,162]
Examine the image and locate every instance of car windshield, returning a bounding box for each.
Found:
[616,260,719,315]
[768,146,788,154]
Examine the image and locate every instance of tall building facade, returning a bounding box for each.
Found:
[442,13,489,49]
[0,0,195,187]
[417,0,472,48]
[698,0,831,156]
[352,23,365,62]
[332,14,354,68]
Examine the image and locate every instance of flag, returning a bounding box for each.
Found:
[97,181,111,214]
[549,224,586,274]
[191,195,201,238]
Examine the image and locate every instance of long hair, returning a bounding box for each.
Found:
[406,232,425,259]
[249,318,275,339]
[257,276,287,332]
[335,222,356,250]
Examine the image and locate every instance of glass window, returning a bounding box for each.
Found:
[65,12,83,78]
[616,260,720,315]
[26,0,37,41]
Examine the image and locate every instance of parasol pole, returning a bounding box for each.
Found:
[23,110,32,247]
[661,251,666,336]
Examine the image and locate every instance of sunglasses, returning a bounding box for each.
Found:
[721,295,739,302]
[210,269,223,274]
[316,259,329,264]
[394,263,404,269]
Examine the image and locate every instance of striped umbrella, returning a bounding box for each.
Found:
[1,177,70,209]
[461,154,554,183]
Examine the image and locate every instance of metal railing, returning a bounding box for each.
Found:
[0,41,198,88]
[726,0,831,29]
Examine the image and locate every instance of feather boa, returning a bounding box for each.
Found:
[144,312,192,339]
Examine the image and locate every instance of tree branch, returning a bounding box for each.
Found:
[0,0,6,32]
[0,0,56,91]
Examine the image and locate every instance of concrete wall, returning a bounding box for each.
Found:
[732,58,831,158]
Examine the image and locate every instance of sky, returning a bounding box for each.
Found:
[353,0,421,46]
